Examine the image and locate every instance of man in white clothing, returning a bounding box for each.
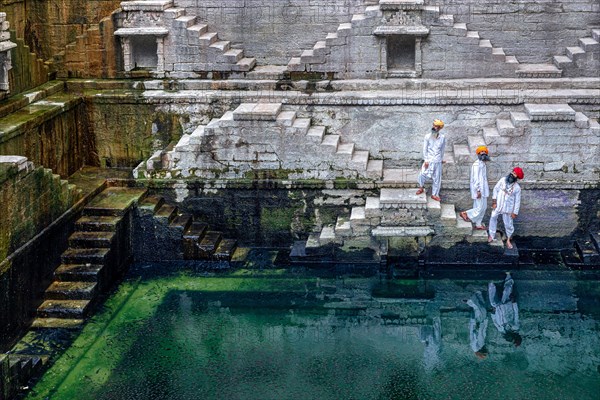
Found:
[460,146,490,230]
[465,290,488,359]
[488,167,524,249]
[488,272,522,347]
[416,119,446,202]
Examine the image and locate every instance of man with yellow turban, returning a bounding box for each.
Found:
[460,146,490,230]
[416,119,446,201]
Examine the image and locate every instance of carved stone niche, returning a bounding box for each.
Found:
[115,28,168,72]
[374,10,429,78]
[0,13,17,92]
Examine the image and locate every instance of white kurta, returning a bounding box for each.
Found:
[488,177,521,238]
[467,291,488,353]
[417,133,446,196]
[488,276,520,334]
[466,160,489,226]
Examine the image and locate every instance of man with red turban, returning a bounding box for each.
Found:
[488,167,524,249]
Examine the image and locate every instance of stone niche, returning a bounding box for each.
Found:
[114,28,168,72]
[374,7,428,78]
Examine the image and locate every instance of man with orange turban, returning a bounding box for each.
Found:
[488,167,524,249]
[416,119,446,201]
[460,146,490,230]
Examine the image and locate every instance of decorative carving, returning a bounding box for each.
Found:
[0,12,16,92]
[382,10,421,26]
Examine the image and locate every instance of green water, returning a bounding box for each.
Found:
[26,267,600,400]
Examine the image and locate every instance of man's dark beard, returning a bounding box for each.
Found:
[478,153,490,162]
[506,174,517,184]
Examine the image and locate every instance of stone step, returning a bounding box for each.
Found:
[575,112,590,129]
[288,57,304,72]
[579,37,600,52]
[466,229,490,243]
[45,281,98,300]
[31,318,85,329]
[337,23,352,36]
[306,126,326,142]
[313,40,328,56]
[223,48,244,63]
[438,14,454,27]
[426,196,441,217]
[83,187,147,217]
[350,14,367,27]
[169,214,193,232]
[593,29,600,42]
[305,232,321,252]
[365,197,381,217]
[589,119,600,132]
[276,110,297,127]
[448,23,467,37]
[199,32,218,46]
[467,135,486,151]
[214,238,237,261]
[491,47,506,62]
[187,24,208,36]
[75,215,121,232]
[479,39,492,48]
[382,168,418,183]
[466,31,480,40]
[505,55,519,64]
[566,46,585,59]
[163,7,186,19]
[336,142,355,157]
[371,226,434,237]
[350,150,369,170]
[233,103,282,121]
[365,5,381,17]
[61,248,110,265]
[189,125,206,144]
[454,212,473,235]
[54,264,104,282]
[197,231,222,258]
[509,112,530,127]
[291,118,311,135]
[233,57,257,72]
[174,134,192,151]
[453,144,470,163]
[319,226,337,245]
[68,231,115,248]
[335,216,351,235]
[325,32,345,46]
[483,127,503,146]
[379,188,427,209]
[440,203,456,226]
[210,40,230,52]
[183,221,209,259]
[366,159,383,179]
[515,64,562,78]
[321,134,340,152]
[524,103,576,121]
[496,118,522,136]
[37,299,91,319]
[350,206,367,224]
[175,15,196,27]
[155,203,178,222]
[553,55,572,69]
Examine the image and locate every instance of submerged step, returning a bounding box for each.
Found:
[183,221,209,259]
[83,187,147,216]
[138,195,165,214]
[214,238,237,261]
[32,317,84,330]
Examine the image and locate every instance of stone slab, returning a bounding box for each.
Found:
[372,226,434,237]
[380,188,427,208]
[114,28,169,36]
[233,103,282,121]
[524,103,576,121]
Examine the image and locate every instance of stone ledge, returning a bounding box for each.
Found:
[114,28,169,36]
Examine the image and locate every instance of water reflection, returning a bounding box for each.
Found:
[27,269,600,400]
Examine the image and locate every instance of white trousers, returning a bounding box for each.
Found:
[488,209,515,239]
[466,197,487,226]
[417,162,442,196]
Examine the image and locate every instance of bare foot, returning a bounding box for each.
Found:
[431,195,441,202]
[416,188,425,195]
[488,235,495,243]
[474,225,487,230]
[506,239,513,249]
[459,211,470,222]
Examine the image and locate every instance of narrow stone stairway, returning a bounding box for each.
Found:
[32,187,147,329]
[137,195,238,262]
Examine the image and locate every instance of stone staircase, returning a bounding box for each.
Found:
[135,102,384,180]
[450,103,599,179]
[137,195,237,262]
[297,188,502,261]
[552,29,600,77]
[32,187,147,329]
[163,7,256,74]
[0,353,49,400]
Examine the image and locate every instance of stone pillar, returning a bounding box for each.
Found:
[121,37,132,72]
[415,37,422,77]
[0,12,17,92]
[156,36,165,73]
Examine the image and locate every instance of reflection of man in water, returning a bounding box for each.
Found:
[466,291,488,359]
[488,272,522,346]
[419,316,441,372]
